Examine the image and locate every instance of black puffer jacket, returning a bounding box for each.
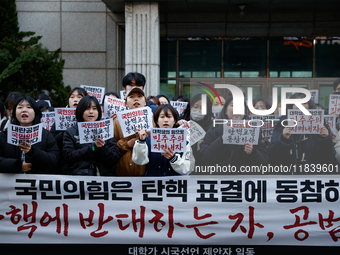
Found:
[63,124,120,176]
[0,127,59,174]
[200,124,268,170]
[268,116,337,168]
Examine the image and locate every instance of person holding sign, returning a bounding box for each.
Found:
[269,93,337,168]
[114,87,152,176]
[133,104,194,176]
[62,95,120,176]
[188,94,214,167]
[0,96,59,174]
[200,96,268,171]
[50,87,88,173]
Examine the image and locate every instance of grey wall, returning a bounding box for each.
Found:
[16,0,125,95]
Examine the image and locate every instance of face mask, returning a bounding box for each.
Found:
[191,108,205,121]
[212,105,223,113]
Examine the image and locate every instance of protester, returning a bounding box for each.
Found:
[133,104,194,176]
[114,87,152,176]
[0,96,59,174]
[200,96,268,170]
[268,93,337,168]
[63,95,120,176]
[157,94,170,105]
[50,87,88,173]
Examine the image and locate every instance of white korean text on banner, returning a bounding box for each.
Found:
[309,90,319,104]
[40,112,55,131]
[55,108,77,131]
[103,96,126,118]
[329,94,340,115]
[288,109,324,134]
[151,128,187,153]
[222,120,260,145]
[170,101,188,115]
[249,115,279,142]
[117,107,153,138]
[7,124,42,146]
[80,85,105,104]
[325,115,337,135]
[1,174,340,246]
[78,119,114,144]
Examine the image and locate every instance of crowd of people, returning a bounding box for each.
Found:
[1,73,340,176]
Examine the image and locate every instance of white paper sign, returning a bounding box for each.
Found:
[325,115,337,135]
[117,107,153,138]
[78,119,114,144]
[180,120,206,146]
[288,109,324,134]
[81,85,105,104]
[249,115,279,141]
[223,120,260,145]
[170,101,188,115]
[120,90,126,99]
[7,124,43,146]
[54,108,77,131]
[329,94,340,115]
[150,128,186,153]
[40,112,55,131]
[309,90,319,104]
[103,96,126,118]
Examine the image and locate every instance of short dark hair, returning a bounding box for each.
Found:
[76,95,102,122]
[104,92,120,101]
[12,96,42,126]
[333,78,340,91]
[153,104,178,128]
[156,95,170,104]
[172,95,189,102]
[68,87,88,100]
[146,96,160,106]
[35,93,51,102]
[287,93,316,110]
[252,98,270,110]
[122,72,146,88]
[5,92,24,110]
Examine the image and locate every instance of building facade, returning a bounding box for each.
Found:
[16,0,340,106]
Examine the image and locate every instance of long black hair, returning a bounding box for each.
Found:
[76,95,102,122]
[186,94,214,131]
[12,96,42,126]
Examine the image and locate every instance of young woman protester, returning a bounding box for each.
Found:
[50,87,88,173]
[200,96,268,172]
[133,104,194,176]
[249,98,272,146]
[268,93,337,169]
[62,95,120,176]
[113,87,151,176]
[0,96,59,174]
[187,94,214,167]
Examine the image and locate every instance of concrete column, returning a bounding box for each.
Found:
[125,2,160,97]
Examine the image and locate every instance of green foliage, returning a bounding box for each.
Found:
[0,0,70,107]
